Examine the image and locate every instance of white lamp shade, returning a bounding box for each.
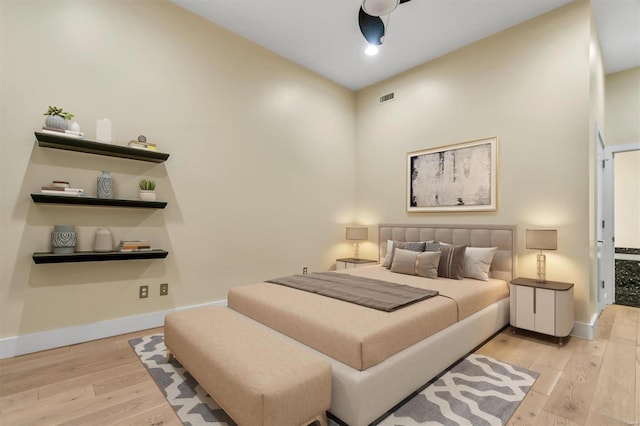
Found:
[346,226,368,241]
[526,229,557,250]
[362,0,399,16]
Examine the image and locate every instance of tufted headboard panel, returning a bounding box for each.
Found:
[378,224,516,281]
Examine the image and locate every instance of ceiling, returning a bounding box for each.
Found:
[170,0,640,91]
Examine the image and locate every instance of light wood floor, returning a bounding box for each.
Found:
[477,304,640,426]
[0,304,638,425]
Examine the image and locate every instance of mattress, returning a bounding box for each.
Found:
[227,266,509,371]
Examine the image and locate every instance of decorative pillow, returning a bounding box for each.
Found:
[464,247,498,281]
[382,240,395,267]
[416,251,441,278]
[390,248,441,278]
[424,242,441,252]
[382,240,429,268]
[438,244,467,279]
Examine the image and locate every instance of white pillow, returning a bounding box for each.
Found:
[463,247,498,281]
[382,240,395,267]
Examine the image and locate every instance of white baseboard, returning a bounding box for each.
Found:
[570,312,599,340]
[0,300,227,359]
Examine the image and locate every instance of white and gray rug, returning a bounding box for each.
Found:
[130,335,537,426]
[378,353,538,426]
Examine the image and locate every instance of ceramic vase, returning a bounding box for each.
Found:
[93,228,113,252]
[51,225,76,254]
[45,115,68,130]
[97,171,113,199]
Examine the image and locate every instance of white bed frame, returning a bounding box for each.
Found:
[240,224,516,426]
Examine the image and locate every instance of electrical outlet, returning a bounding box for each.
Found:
[160,283,169,296]
[139,285,149,299]
[303,267,308,275]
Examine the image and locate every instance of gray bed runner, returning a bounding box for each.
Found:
[266,272,438,312]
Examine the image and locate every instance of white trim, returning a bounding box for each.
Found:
[605,141,640,155]
[570,312,598,340]
[595,123,606,314]
[0,300,227,359]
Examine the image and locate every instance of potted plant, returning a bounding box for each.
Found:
[43,106,75,130]
[139,178,156,201]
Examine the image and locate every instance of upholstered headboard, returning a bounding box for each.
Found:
[378,224,517,281]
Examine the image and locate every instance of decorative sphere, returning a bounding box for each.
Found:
[138,135,147,143]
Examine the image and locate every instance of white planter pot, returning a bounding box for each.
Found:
[139,190,156,201]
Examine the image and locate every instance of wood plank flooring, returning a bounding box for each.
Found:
[477,304,639,426]
[0,304,638,425]
[0,328,181,426]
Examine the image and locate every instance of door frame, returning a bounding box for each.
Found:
[601,140,640,308]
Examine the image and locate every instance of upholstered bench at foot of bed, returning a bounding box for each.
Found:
[164,306,331,426]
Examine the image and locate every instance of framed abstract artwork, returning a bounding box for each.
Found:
[407,137,498,212]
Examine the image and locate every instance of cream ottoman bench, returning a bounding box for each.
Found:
[164,306,331,426]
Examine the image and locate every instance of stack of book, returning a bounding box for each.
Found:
[119,240,152,252]
[41,181,84,196]
[41,126,84,139]
[127,140,158,151]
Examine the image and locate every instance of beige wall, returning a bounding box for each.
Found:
[0,0,356,338]
[606,68,640,146]
[606,68,640,249]
[355,2,598,323]
[614,151,640,248]
[0,0,605,340]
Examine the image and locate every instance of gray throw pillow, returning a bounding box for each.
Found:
[424,242,441,252]
[438,244,467,279]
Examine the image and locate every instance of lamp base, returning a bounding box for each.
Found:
[353,242,360,260]
[536,253,546,283]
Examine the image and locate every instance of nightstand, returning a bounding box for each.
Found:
[336,258,377,270]
[509,277,574,346]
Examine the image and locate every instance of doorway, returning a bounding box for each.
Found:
[601,142,640,309]
[613,149,640,307]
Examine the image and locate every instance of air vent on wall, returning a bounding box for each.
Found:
[379,92,395,104]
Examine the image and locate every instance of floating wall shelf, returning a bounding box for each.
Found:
[31,193,167,209]
[34,132,170,163]
[32,249,169,264]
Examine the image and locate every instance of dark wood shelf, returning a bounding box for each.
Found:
[34,132,170,163]
[31,193,167,209]
[32,249,169,264]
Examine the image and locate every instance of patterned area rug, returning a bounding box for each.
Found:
[130,335,537,426]
[130,335,236,425]
[378,353,538,425]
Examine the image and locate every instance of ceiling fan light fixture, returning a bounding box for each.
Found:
[358,7,385,45]
[362,0,400,16]
[365,44,379,55]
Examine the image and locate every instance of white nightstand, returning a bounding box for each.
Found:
[509,277,574,346]
[336,258,377,270]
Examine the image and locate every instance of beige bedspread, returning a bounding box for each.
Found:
[227,266,508,371]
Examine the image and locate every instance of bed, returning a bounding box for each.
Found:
[227,224,516,426]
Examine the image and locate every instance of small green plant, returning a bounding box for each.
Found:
[139,178,156,191]
[43,106,74,120]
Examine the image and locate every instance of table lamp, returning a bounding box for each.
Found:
[346,226,368,259]
[526,229,557,283]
